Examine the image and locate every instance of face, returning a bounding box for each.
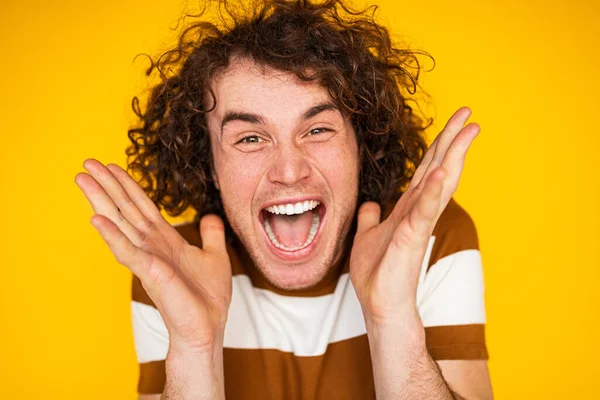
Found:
[205,58,360,290]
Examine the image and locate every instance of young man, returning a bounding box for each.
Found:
[75,0,492,398]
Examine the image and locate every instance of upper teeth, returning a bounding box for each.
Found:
[265,200,320,215]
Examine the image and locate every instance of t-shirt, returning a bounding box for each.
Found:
[131,197,488,398]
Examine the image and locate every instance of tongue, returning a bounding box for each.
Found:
[268,210,314,248]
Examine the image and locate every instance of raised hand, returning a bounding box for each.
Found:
[349,107,480,325]
[75,158,232,353]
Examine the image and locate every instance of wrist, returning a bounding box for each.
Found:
[166,341,223,373]
[168,327,225,358]
[163,334,225,400]
[364,310,440,400]
[363,302,423,333]
[364,307,426,357]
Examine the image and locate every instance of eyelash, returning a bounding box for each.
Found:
[235,127,333,145]
[307,127,332,136]
[236,136,264,144]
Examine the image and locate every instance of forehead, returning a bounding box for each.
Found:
[206,58,334,121]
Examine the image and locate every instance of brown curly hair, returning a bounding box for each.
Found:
[126,0,434,227]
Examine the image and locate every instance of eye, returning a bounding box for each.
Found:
[307,127,331,136]
[304,127,336,142]
[233,134,269,153]
[236,135,264,144]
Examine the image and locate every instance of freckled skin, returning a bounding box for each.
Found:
[205,58,360,290]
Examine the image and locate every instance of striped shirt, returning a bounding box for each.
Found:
[132,197,488,398]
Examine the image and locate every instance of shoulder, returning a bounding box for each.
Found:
[428,197,479,271]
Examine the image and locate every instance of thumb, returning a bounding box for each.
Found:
[356,201,381,235]
[199,214,227,254]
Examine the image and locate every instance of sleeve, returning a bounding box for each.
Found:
[131,275,168,394]
[416,197,489,360]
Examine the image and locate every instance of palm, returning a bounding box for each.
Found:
[349,107,481,323]
[75,158,232,349]
[137,227,232,348]
[349,190,426,320]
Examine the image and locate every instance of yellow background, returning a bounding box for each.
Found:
[1,0,598,398]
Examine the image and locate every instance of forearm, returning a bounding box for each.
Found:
[161,337,225,400]
[365,311,460,400]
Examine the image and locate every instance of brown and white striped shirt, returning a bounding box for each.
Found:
[132,197,488,398]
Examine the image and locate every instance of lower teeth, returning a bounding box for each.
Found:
[263,212,320,251]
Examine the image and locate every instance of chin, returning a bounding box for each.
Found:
[258,257,332,291]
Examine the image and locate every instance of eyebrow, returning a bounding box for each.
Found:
[220,101,340,134]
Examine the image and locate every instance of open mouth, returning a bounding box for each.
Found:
[259,199,326,254]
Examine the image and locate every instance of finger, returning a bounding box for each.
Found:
[90,213,156,280]
[395,167,446,249]
[409,107,472,191]
[439,122,480,195]
[409,133,440,191]
[356,201,381,235]
[199,214,227,254]
[105,163,166,224]
[83,159,152,233]
[75,171,142,243]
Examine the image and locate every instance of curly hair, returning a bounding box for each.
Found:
[126,0,434,226]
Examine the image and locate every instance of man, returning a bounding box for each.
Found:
[75,0,492,398]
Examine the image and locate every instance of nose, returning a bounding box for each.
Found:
[267,143,312,186]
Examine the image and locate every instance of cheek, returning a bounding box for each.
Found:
[215,154,265,211]
[311,139,360,198]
